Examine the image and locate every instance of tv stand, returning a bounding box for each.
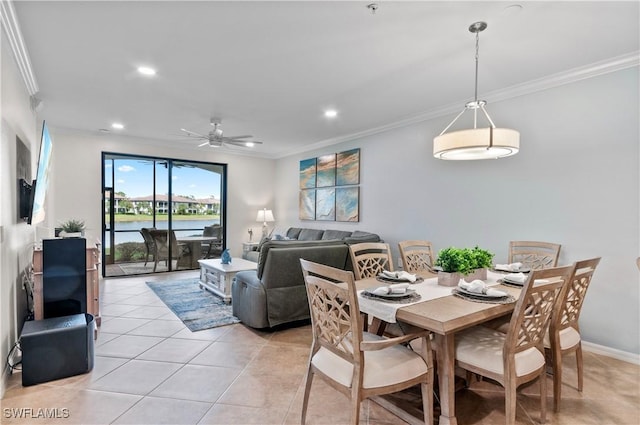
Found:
[32,239,101,326]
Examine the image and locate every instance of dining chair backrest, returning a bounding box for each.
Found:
[550,257,600,337]
[202,225,223,258]
[398,240,435,273]
[148,229,169,255]
[349,242,394,280]
[300,259,362,362]
[504,264,575,359]
[203,224,221,238]
[148,229,182,259]
[140,227,156,248]
[139,227,156,266]
[508,240,561,270]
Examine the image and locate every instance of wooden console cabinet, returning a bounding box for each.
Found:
[32,239,101,326]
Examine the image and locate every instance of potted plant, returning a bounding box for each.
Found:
[59,218,86,238]
[434,246,494,286]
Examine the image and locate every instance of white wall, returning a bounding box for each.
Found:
[0,34,38,397]
[275,67,640,356]
[48,131,276,259]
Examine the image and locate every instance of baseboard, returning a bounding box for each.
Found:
[582,341,640,365]
[1,363,9,399]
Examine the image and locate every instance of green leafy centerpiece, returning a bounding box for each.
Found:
[435,246,494,287]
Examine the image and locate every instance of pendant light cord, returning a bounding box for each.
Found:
[474,30,480,103]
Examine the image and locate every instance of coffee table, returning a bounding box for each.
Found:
[198,258,257,304]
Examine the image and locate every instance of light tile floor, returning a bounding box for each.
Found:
[3,271,639,424]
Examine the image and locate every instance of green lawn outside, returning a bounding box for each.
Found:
[107,214,220,222]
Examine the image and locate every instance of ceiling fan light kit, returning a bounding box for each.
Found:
[433,21,520,161]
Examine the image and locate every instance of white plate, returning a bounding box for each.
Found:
[363,287,416,299]
[494,266,531,273]
[456,287,509,298]
[502,277,525,285]
[377,275,424,283]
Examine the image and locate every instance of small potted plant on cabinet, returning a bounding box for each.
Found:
[435,246,494,286]
[59,218,86,238]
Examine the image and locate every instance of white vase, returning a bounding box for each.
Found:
[61,231,83,238]
[437,268,487,286]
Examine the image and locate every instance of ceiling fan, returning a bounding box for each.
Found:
[180,118,263,148]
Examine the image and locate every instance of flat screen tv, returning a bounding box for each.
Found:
[21,121,53,225]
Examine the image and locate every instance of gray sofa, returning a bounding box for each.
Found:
[232,227,381,329]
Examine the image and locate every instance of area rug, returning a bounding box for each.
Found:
[146,278,240,331]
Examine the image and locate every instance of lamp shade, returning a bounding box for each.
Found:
[433,127,519,160]
[256,209,275,223]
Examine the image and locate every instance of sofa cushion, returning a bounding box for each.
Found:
[286,227,303,240]
[256,239,345,279]
[344,230,382,244]
[297,228,325,241]
[322,229,353,240]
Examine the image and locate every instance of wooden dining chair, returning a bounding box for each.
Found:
[546,257,601,412]
[398,240,435,273]
[348,242,394,280]
[454,264,575,425]
[508,240,561,270]
[299,259,434,425]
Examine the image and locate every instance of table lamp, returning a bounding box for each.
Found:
[256,208,275,238]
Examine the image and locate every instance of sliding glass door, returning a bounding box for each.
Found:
[102,153,226,277]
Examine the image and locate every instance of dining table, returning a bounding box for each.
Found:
[355,270,522,425]
[176,235,220,267]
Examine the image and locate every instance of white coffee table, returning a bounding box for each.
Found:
[198,258,257,304]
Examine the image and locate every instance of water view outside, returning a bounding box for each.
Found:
[109,219,221,243]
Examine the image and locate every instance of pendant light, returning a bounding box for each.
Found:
[433,22,519,160]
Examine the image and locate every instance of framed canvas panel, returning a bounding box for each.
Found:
[315,187,335,221]
[336,187,359,222]
[316,154,336,188]
[299,189,316,220]
[299,158,317,189]
[336,148,360,186]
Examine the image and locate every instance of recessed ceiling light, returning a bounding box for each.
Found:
[246,142,255,147]
[111,123,124,130]
[324,109,338,118]
[137,66,156,76]
[502,4,523,15]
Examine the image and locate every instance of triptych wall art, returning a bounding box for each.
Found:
[299,148,360,222]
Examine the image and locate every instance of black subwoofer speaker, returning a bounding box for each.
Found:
[42,238,87,318]
[20,314,95,386]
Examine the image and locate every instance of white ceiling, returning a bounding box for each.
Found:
[12,1,640,158]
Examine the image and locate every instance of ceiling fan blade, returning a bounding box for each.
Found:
[226,135,253,139]
[224,139,263,147]
[180,128,208,138]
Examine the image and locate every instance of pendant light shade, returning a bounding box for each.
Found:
[434,128,520,160]
[434,22,519,160]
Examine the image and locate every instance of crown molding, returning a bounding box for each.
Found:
[1,0,38,96]
[277,51,640,159]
